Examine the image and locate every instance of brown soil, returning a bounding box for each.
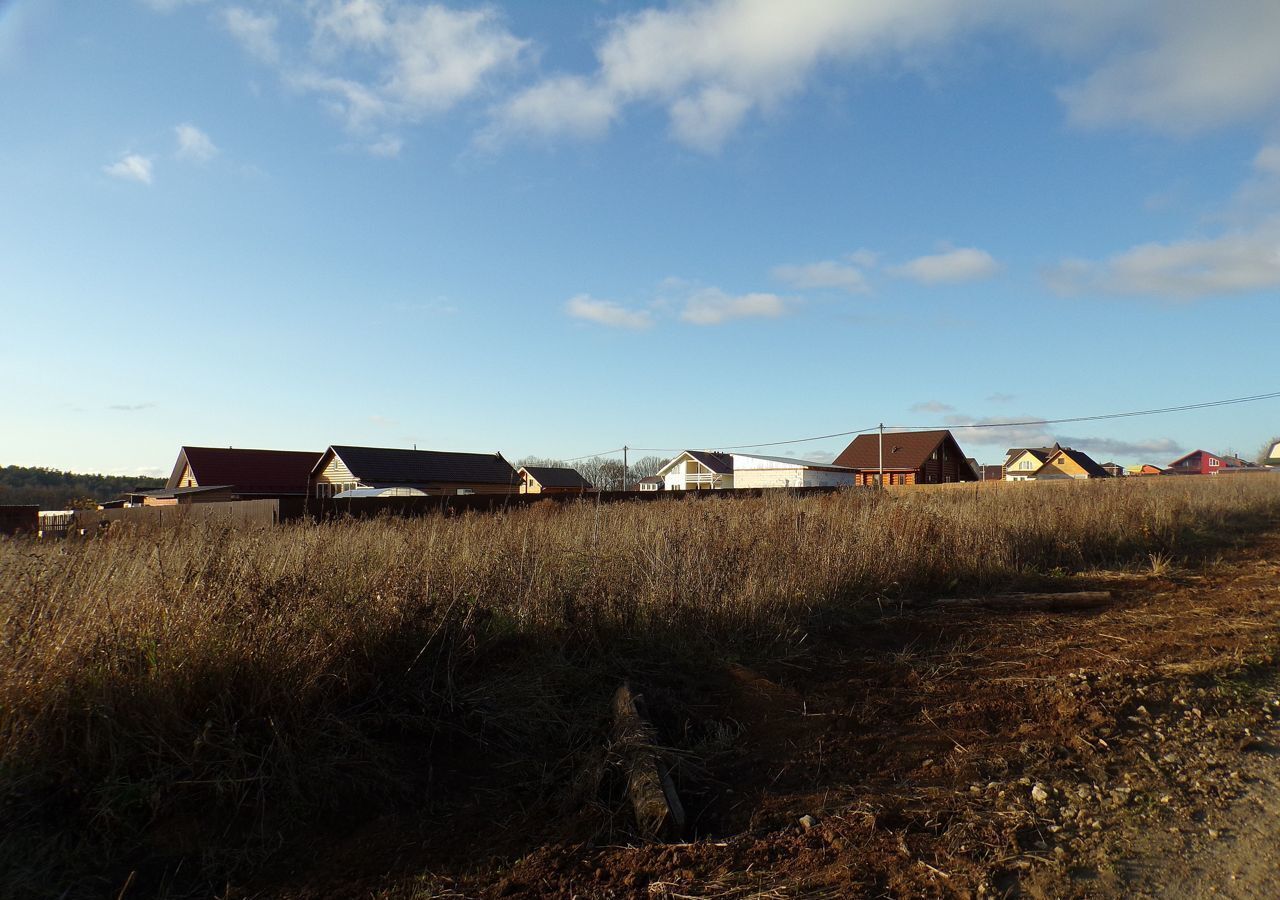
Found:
[254,521,1280,899]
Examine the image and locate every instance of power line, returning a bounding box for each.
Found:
[889,390,1280,433]
[561,389,1280,462]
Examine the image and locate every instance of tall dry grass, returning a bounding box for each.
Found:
[2,476,1279,895]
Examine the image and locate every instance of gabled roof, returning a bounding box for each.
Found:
[657,450,734,476]
[519,465,593,489]
[323,445,518,486]
[168,446,322,493]
[1046,447,1110,478]
[1167,449,1215,468]
[638,475,664,484]
[1218,454,1256,468]
[1005,445,1058,466]
[832,430,957,471]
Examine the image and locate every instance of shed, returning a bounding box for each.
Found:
[728,453,856,489]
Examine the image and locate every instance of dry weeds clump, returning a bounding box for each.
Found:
[1,476,1278,895]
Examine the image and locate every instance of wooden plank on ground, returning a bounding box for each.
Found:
[611,683,685,841]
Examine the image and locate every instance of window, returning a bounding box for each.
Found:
[1209,458,1219,467]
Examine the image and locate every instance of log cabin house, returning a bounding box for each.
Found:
[832,430,975,486]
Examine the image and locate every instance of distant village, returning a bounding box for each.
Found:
[81,432,1280,505]
[3,431,1279,537]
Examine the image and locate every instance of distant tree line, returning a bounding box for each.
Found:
[517,455,668,492]
[0,464,165,509]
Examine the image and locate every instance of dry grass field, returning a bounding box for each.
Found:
[3,476,1280,898]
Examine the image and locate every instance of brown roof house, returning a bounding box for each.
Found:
[310,445,520,498]
[518,465,593,494]
[833,430,976,486]
[143,446,323,505]
[1003,446,1059,481]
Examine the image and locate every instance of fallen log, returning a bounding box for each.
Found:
[611,683,685,840]
[934,590,1112,611]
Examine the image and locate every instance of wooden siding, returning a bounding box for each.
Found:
[177,462,197,487]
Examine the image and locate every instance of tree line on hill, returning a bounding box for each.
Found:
[517,455,667,492]
[0,465,165,509]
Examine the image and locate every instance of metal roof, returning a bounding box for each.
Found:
[519,465,593,489]
[169,446,322,493]
[325,445,519,486]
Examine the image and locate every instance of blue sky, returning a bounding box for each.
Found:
[3,0,1280,476]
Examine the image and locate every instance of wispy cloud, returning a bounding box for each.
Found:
[222,7,279,64]
[174,123,218,162]
[890,247,1000,284]
[910,401,954,414]
[222,2,525,141]
[679,287,794,326]
[1045,217,1280,300]
[108,402,156,412]
[986,392,1016,404]
[367,135,403,158]
[772,258,870,294]
[103,153,153,184]
[565,294,653,330]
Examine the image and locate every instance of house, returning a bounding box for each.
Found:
[142,446,324,505]
[1100,462,1126,478]
[1034,446,1111,480]
[832,430,975,486]
[979,464,1005,481]
[1003,446,1059,481]
[518,465,593,494]
[655,451,856,490]
[1129,464,1166,476]
[636,476,664,492]
[1267,441,1280,467]
[657,451,734,490]
[1167,450,1244,478]
[310,445,519,498]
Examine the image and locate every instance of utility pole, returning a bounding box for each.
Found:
[623,445,628,492]
[878,423,884,489]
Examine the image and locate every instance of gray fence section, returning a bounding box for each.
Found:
[75,499,281,531]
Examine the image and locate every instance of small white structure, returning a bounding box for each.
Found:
[656,451,855,490]
[1268,440,1280,467]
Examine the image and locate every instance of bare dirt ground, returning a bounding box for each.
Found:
[255,520,1280,899]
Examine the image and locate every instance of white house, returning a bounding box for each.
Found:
[656,451,856,490]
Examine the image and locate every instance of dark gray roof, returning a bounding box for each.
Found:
[520,465,593,489]
[686,450,733,474]
[327,446,518,486]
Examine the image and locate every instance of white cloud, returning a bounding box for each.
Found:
[493,76,617,142]
[223,7,280,64]
[1056,1,1280,134]
[139,0,208,11]
[1045,218,1280,300]
[491,0,983,152]
[910,401,955,414]
[680,287,793,325]
[174,123,218,162]
[367,135,403,157]
[1254,144,1280,175]
[565,294,653,330]
[103,153,153,185]
[890,247,1000,284]
[772,259,870,293]
[228,2,525,134]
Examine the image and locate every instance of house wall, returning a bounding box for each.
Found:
[854,471,916,486]
[662,453,732,490]
[311,454,364,498]
[1037,453,1088,480]
[177,462,197,487]
[734,467,806,489]
[1004,451,1044,480]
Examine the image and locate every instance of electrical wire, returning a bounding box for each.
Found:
[561,389,1280,461]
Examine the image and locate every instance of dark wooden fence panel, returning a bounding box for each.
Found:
[0,505,39,536]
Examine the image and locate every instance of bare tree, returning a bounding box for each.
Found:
[1257,436,1280,465]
